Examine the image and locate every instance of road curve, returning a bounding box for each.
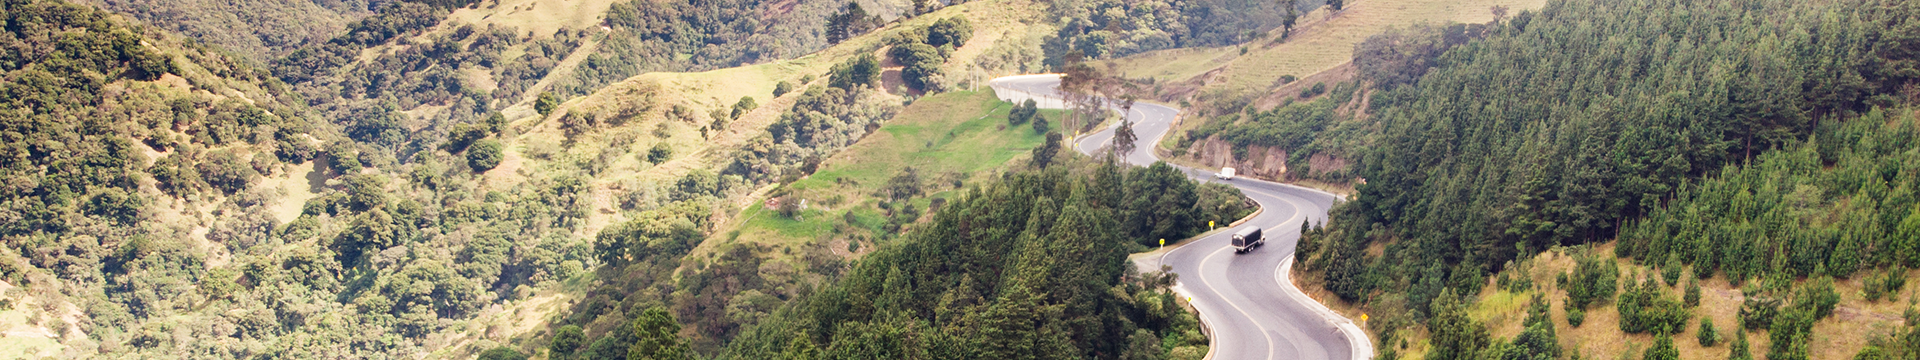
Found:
[989,75,1372,360]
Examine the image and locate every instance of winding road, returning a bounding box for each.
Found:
[989,75,1373,360]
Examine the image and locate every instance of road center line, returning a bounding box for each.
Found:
[1198,245,1282,360]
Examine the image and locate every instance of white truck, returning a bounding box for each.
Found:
[1215,167,1237,180]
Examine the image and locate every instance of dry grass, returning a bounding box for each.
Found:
[448,0,625,39]
[1328,242,1915,360]
[1105,0,1548,97]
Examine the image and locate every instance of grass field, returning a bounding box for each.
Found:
[1105,0,1547,96]
[703,89,1060,259]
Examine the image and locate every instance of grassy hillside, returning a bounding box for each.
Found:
[1105,0,1545,96]
[713,89,1058,259]
[1298,243,1915,360]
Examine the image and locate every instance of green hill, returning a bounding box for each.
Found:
[0,0,321,357]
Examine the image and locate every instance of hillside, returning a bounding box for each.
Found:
[0,0,323,357]
[1264,0,1920,359]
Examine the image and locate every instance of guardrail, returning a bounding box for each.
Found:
[1278,256,1374,360]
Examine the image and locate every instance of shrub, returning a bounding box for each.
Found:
[1698,317,1721,346]
[536,91,559,117]
[774,81,794,97]
[467,139,504,172]
[648,143,674,163]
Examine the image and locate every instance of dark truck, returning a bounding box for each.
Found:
[1231,227,1264,254]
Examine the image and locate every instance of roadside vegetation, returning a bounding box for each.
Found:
[1276,0,1920,359]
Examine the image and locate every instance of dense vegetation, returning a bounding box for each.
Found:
[1617,115,1920,282]
[85,0,367,60]
[1303,0,1919,305]
[1042,0,1324,66]
[725,66,901,186]
[1271,0,1920,358]
[721,156,1243,359]
[554,0,878,97]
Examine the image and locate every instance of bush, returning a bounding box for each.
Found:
[774,81,794,97]
[536,91,559,117]
[551,325,585,356]
[477,346,527,360]
[1698,317,1721,346]
[648,143,674,163]
[467,139,504,172]
[1009,99,1038,125]
[199,151,260,194]
[1299,82,1326,98]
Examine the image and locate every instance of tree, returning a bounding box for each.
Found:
[627,307,693,360]
[885,167,923,201]
[486,111,508,134]
[1032,111,1050,134]
[826,1,875,44]
[1032,132,1062,168]
[536,91,560,118]
[1010,99,1038,125]
[1644,332,1678,360]
[1327,0,1343,11]
[1113,119,1138,157]
[1699,317,1721,346]
[927,18,973,48]
[1730,324,1754,360]
[552,325,586,357]
[830,53,881,90]
[1429,288,1491,360]
[774,81,795,97]
[478,347,527,360]
[648,143,674,164]
[468,139,504,172]
[1280,0,1299,39]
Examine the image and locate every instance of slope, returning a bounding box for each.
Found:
[0,0,325,356]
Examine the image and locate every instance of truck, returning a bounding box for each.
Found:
[1216,167,1237,180]
[1231,226,1264,254]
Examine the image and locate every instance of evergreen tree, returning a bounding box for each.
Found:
[1032,132,1062,168]
[1429,288,1491,360]
[1644,332,1679,360]
[1699,317,1721,347]
[627,307,694,360]
[1730,326,1754,360]
[1113,119,1138,157]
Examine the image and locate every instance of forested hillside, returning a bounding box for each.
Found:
[720,156,1236,360]
[81,0,367,60]
[0,0,324,356]
[1267,0,1920,358]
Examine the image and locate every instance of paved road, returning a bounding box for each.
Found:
[989,75,1370,360]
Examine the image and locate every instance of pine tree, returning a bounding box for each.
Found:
[1031,132,1061,168]
[1729,326,1753,360]
[1698,317,1720,346]
[1643,332,1678,360]
[627,307,694,360]
[1429,288,1491,360]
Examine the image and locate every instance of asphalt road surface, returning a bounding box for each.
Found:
[989,75,1369,360]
